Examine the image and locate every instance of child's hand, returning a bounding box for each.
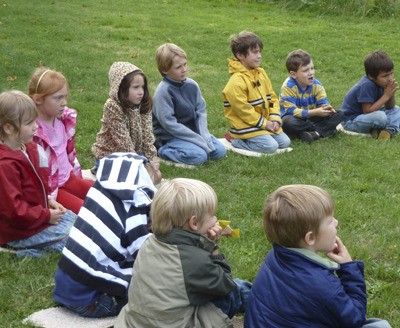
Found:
[49,209,64,225]
[316,105,336,116]
[384,79,399,98]
[206,222,222,243]
[326,236,352,264]
[48,198,67,213]
[266,121,280,132]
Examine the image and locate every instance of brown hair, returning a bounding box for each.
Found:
[144,162,162,186]
[263,185,334,247]
[118,71,152,114]
[230,31,263,58]
[0,90,37,142]
[364,51,394,78]
[285,49,312,73]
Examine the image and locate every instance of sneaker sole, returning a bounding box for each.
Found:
[378,130,392,140]
[218,138,293,157]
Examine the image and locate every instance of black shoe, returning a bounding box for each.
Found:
[90,166,97,175]
[324,129,339,138]
[299,131,320,143]
[154,139,163,150]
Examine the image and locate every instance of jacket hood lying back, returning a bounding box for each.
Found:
[95,152,155,207]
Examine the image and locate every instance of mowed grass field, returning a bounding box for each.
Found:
[0,0,399,326]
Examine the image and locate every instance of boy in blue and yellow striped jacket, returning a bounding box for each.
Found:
[279,49,343,143]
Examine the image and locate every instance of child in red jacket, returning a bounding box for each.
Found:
[0,90,76,257]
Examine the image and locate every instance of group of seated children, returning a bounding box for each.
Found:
[0,67,97,256]
[0,28,396,327]
[223,31,398,153]
[91,31,399,170]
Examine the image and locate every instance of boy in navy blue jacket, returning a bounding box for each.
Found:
[245,184,391,328]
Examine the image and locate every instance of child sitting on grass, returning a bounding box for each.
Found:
[152,43,226,166]
[279,49,344,143]
[28,67,93,214]
[341,50,399,139]
[245,184,391,328]
[116,178,251,328]
[222,31,291,154]
[53,153,161,318]
[0,90,76,257]
[91,62,160,177]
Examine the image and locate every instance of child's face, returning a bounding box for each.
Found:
[19,114,38,145]
[37,85,68,120]
[291,60,315,89]
[313,215,338,253]
[163,55,188,81]
[195,214,217,236]
[128,74,145,106]
[237,45,262,70]
[5,114,38,149]
[370,69,395,88]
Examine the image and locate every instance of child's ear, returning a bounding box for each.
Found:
[3,123,15,135]
[31,94,44,105]
[304,230,316,246]
[187,215,199,231]
[289,71,297,79]
[236,51,245,60]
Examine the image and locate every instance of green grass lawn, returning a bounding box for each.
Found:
[1,0,399,326]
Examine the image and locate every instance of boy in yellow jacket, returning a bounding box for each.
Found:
[222,31,291,154]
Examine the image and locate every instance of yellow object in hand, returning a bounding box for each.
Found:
[218,220,240,238]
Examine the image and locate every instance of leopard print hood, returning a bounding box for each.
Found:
[108,61,142,100]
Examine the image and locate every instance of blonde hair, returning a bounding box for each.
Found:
[28,67,69,101]
[0,90,38,142]
[151,178,217,236]
[263,185,334,247]
[155,43,187,76]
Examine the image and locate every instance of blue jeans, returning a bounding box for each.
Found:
[6,210,76,257]
[363,318,392,327]
[212,278,252,319]
[231,133,291,154]
[343,106,400,134]
[158,135,226,165]
[64,293,127,318]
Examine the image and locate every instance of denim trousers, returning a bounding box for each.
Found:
[7,210,76,257]
[64,293,127,318]
[212,278,252,319]
[158,135,226,165]
[231,132,291,154]
[343,106,400,134]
